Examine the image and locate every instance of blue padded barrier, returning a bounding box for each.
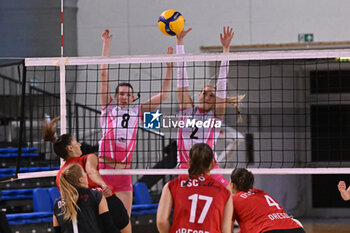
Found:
[0,147,37,153]
[1,189,34,201]
[131,203,159,215]
[0,153,39,158]
[6,212,52,225]
[0,147,39,158]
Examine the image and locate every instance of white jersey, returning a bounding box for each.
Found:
[177,106,222,168]
[99,99,141,163]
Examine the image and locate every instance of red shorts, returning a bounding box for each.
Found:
[99,163,133,192]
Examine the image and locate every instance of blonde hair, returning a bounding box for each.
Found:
[58,163,84,222]
[202,84,245,123]
[225,94,245,123]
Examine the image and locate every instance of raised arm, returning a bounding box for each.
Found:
[214,26,234,119]
[338,181,350,201]
[142,47,173,113]
[176,28,193,110]
[100,29,113,108]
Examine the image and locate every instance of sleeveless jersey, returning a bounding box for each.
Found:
[168,174,230,233]
[233,189,302,233]
[177,107,222,168]
[53,188,102,233]
[56,154,101,191]
[99,99,141,164]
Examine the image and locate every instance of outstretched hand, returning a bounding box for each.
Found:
[101,29,113,44]
[220,26,234,53]
[176,28,192,44]
[176,28,192,40]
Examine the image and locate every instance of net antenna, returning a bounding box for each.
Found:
[59,0,66,135]
[60,0,64,57]
[20,48,350,179]
[59,0,66,168]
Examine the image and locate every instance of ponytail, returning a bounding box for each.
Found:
[204,83,245,123]
[225,94,245,123]
[58,163,83,222]
[41,116,72,160]
[188,143,214,178]
[42,116,60,143]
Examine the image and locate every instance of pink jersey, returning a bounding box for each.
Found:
[99,99,141,164]
[177,106,222,168]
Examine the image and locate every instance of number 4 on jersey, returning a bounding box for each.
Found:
[264,195,281,209]
[188,194,213,224]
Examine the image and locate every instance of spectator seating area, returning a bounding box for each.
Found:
[132,182,159,215]
[0,147,60,180]
[0,146,60,232]
[131,182,159,232]
[4,187,60,225]
[0,147,39,158]
[1,181,160,233]
[0,166,60,178]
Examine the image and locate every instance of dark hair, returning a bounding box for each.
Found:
[41,116,73,160]
[115,82,134,94]
[188,143,214,177]
[230,168,254,192]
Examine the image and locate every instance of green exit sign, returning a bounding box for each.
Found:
[298,33,314,42]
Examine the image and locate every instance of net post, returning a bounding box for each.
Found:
[16,60,26,177]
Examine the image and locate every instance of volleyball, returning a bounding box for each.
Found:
[157,10,185,36]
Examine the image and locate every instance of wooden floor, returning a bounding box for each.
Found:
[234,221,350,233]
[303,223,350,233]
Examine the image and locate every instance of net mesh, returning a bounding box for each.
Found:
[15,49,350,177]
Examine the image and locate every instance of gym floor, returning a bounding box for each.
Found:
[302,218,350,233]
[233,218,350,233]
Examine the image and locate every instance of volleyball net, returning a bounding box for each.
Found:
[5,48,350,179]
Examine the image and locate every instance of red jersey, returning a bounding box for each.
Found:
[168,174,231,233]
[56,154,100,190]
[233,189,301,233]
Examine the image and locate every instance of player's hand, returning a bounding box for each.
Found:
[166,46,173,67]
[102,184,113,197]
[101,29,113,44]
[176,28,192,43]
[220,26,234,53]
[338,181,346,192]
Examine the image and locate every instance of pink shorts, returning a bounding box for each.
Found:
[210,174,229,187]
[99,163,133,192]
